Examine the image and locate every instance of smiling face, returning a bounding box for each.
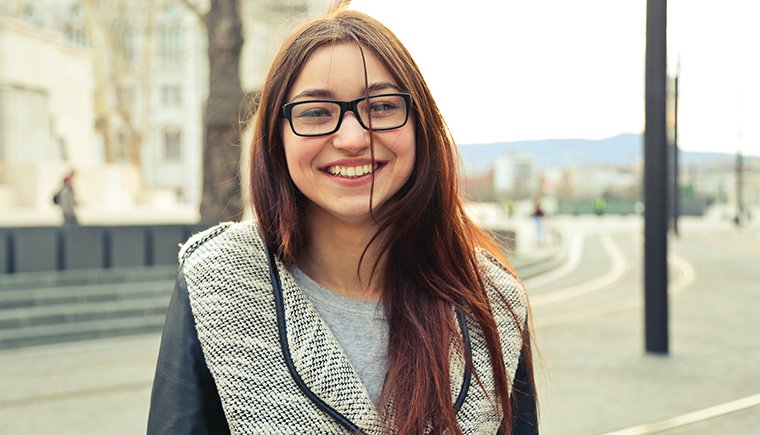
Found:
[282,42,416,227]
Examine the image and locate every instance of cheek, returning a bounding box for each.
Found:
[282,128,305,164]
[282,139,296,174]
[396,127,417,181]
[397,143,415,180]
[282,133,323,195]
[282,135,306,184]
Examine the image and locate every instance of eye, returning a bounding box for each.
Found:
[296,107,332,119]
[292,102,338,124]
[367,97,404,118]
[370,102,398,113]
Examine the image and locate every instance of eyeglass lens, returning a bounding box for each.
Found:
[290,94,407,136]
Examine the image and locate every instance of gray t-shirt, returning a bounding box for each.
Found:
[289,266,389,405]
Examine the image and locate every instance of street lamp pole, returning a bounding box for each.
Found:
[644,0,669,354]
[673,65,680,237]
[736,149,744,227]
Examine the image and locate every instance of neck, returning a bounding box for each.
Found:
[297,208,386,301]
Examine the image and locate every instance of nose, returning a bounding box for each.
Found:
[331,112,370,154]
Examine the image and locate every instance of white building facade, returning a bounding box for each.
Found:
[0,0,333,223]
[0,3,97,209]
[493,152,536,200]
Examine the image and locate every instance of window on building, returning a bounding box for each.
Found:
[114,19,137,62]
[22,4,42,26]
[123,23,137,61]
[116,130,130,163]
[158,5,184,62]
[163,129,182,162]
[118,86,136,110]
[65,5,88,47]
[160,85,182,106]
[0,86,50,162]
[159,24,183,62]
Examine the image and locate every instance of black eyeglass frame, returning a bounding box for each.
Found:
[281,92,413,137]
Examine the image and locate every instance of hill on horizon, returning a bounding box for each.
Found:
[458,134,753,174]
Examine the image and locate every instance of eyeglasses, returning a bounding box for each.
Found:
[281,92,413,137]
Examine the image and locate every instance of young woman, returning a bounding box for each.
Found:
[148,9,537,435]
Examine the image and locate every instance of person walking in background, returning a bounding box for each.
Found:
[53,170,78,225]
[148,8,537,434]
[532,198,545,246]
[593,197,607,216]
[504,198,516,219]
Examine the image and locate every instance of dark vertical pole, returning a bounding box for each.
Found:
[645,0,669,354]
[673,70,680,236]
[736,150,744,227]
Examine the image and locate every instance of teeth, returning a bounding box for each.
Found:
[326,163,379,178]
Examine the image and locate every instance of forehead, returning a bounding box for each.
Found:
[286,42,398,100]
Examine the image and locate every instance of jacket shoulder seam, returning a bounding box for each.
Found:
[178,222,235,264]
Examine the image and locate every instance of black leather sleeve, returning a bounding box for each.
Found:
[509,342,539,435]
[147,272,230,435]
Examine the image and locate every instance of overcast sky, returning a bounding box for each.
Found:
[350,0,760,157]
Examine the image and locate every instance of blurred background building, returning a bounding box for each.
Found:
[0,0,332,223]
[461,133,759,222]
[1,0,758,226]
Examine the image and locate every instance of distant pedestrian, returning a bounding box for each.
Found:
[532,199,545,246]
[504,199,515,219]
[53,170,78,225]
[593,197,607,216]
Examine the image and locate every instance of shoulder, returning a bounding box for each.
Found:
[179,220,275,310]
[179,220,266,271]
[475,248,528,325]
[470,248,530,385]
[178,222,235,263]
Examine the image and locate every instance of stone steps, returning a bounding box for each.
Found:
[0,267,175,349]
[0,248,568,349]
[0,314,169,349]
[0,293,171,329]
[0,266,177,289]
[0,280,170,309]
[510,249,567,279]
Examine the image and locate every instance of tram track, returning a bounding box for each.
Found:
[530,233,627,307]
[531,232,696,328]
[599,393,760,435]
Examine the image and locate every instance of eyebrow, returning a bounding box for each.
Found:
[291,82,401,101]
[366,82,400,94]
[291,88,337,100]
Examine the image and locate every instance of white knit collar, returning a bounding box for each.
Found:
[275,253,386,426]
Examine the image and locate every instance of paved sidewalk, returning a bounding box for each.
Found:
[0,333,160,434]
[532,217,760,434]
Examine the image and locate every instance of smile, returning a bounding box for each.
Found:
[324,162,382,178]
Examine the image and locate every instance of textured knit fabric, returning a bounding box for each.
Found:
[179,221,529,434]
[290,265,389,405]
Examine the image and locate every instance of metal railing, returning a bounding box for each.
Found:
[0,224,213,274]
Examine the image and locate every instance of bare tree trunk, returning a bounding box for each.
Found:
[200,0,245,223]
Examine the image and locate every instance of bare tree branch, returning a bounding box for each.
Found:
[176,0,207,26]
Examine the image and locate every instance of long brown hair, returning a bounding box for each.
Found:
[250,9,534,434]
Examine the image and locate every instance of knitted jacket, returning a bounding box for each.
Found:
[147,221,537,434]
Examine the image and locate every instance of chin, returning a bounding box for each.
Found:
[332,210,376,225]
